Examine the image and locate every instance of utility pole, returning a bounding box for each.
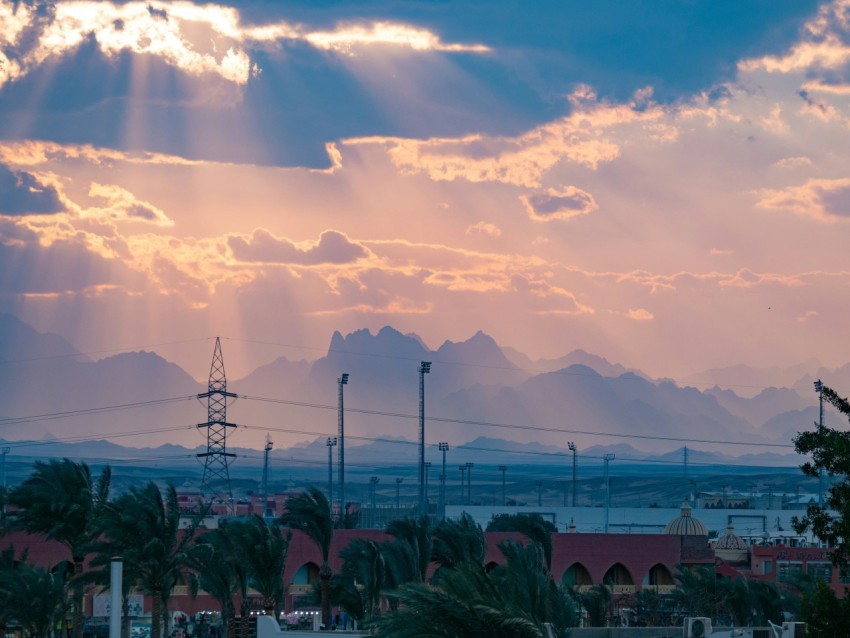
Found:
[499,465,508,506]
[338,373,349,520]
[439,442,449,519]
[326,437,337,509]
[465,462,474,506]
[396,478,403,518]
[418,361,431,517]
[197,337,236,509]
[603,453,615,533]
[568,441,577,507]
[261,436,272,517]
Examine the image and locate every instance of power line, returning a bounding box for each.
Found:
[0,337,213,366]
[0,395,198,427]
[236,393,794,449]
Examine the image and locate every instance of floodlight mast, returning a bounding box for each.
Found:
[815,379,824,506]
[338,373,349,517]
[418,361,431,516]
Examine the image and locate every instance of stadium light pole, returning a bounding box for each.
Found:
[424,461,432,514]
[338,373,349,518]
[439,442,449,519]
[568,441,577,507]
[418,361,431,516]
[815,379,824,506]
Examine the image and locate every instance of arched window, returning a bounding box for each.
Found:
[291,562,320,585]
[602,563,634,586]
[644,563,675,586]
[562,562,593,587]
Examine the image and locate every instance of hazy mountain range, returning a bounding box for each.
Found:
[1,314,847,467]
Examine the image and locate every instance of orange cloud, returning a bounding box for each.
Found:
[228,228,368,265]
[755,177,850,222]
[465,222,502,238]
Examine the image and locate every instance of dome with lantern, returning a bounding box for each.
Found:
[664,500,708,536]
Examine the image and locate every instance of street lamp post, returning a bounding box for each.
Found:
[439,442,449,519]
[568,441,577,507]
[326,437,337,507]
[465,462,474,506]
[498,465,507,506]
[338,373,349,519]
[418,361,432,516]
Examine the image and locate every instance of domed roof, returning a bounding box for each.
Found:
[715,523,748,550]
[664,501,708,536]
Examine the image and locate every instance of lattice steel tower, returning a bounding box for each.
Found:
[198,337,236,503]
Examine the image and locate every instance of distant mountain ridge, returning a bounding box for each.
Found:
[0,314,843,460]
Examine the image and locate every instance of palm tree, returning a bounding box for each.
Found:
[431,512,486,573]
[279,486,334,629]
[336,538,386,622]
[378,561,548,638]
[8,458,111,638]
[489,540,576,632]
[228,514,292,617]
[99,482,206,638]
[385,516,432,583]
[486,513,556,573]
[188,526,241,638]
[0,555,70,638]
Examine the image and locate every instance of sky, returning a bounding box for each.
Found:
[1,0,849,382]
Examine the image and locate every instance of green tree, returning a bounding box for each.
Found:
[793,385,850,568]
[631,588,669,626]
[8,458,111,638]
[569,583,611,627]
[279,486,335,630]
[800,580,850,638]
[99,482,206,638]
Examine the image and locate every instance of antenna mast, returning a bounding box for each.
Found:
[197,337,237,507]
